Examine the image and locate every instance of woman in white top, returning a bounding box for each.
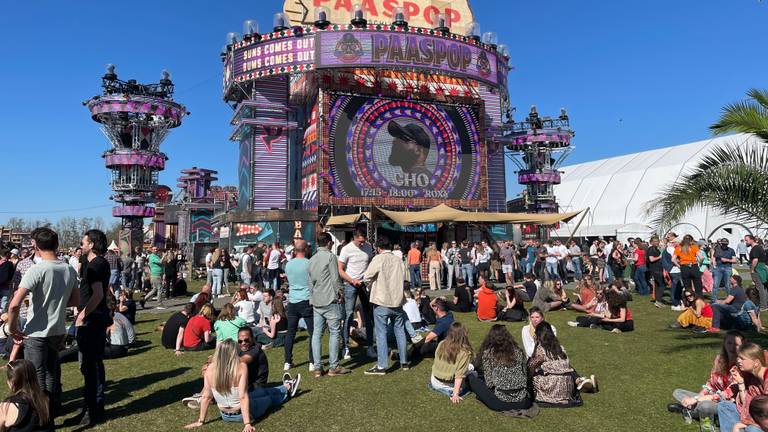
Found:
[185,339,300,432]
[264,243,283,290]
[233,288,257,325]
[521,307,557,358]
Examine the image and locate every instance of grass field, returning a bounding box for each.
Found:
[18,280,768,432]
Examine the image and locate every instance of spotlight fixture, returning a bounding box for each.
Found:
[465,21,481,41]
[482,31,498,49]
[351,4,367,27]
[314,6,330,29]
[243,20,261,41]
[104,63,117,81]
[392,6,408,27]
[273,12,289,32]
[433,13,449,33]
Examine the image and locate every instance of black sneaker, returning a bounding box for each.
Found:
[62,409,103,427]
[139,299,146,309]
[364,366,387,376]
[666,402,684,414]
[400,362,411,371]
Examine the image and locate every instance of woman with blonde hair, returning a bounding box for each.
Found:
[184,339,300,431]
[183,304,216,351]
[717,342,768,432]
[428,322,473,403]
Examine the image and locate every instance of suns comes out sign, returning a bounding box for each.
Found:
[283,0,475,34]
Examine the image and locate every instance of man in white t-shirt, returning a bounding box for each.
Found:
[555,240,569,281]
[603,240,614,281]
[69,247,82,277]
[205,248,214,287]
[544,242,560,281]
[338,230,374,359]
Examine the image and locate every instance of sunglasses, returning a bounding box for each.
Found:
[237,339,251,344]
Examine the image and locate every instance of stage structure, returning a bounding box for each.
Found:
[497,106,575,238]
[85,65,188,252]
[152,167,237,266]
[220,3,513,248]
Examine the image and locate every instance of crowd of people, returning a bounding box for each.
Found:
[2,223,768,430]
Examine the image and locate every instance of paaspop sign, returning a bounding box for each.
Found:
[284,0,475,34]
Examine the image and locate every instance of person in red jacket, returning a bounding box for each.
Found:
[475,275,498,321]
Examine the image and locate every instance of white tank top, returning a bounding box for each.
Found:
[211,386,240,409]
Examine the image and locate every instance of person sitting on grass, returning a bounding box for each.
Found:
[668,330,744,425]
[183,304,216,352]
[569,275,598,314]
[716,342,768,432]
[527,322,584,408]
[410,298,454,359]
[162,303,196,355]
[233,288,257,326]
[255,292,287,348]
[499,286,528,322]
[416,288,435,326]
[466,324,536,415]
[428,322,473,404]
[215,304,248,344]
[532,279,570,313]
[105,295,134,359]
[671,290,712,330]
[475,275,498,321]
[598,291,634,334]
[403,288,425,331]
[522,307,556,358]
[749,395,768,432]
[0,359,50,431]
[702,286,763,334]
[446,278,473,313]
[184,339,300,432]
[118,288,137,325]
[182,327,270,410]
[510,273,538,302]
[705,275,747,333]
[567,289,609,329]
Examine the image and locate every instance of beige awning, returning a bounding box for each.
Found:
[325,212,371,226]
[376,204,583,226]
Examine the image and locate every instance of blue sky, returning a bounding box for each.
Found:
[1,0,766,224]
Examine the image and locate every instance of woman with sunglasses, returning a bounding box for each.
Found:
[184,339,300,432]
[671,290,712,330]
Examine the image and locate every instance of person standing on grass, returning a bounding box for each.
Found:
[240,246,253,286]
[363,236,409,375]
[283,240,315,373]
[737,240,749,265]
[746,235,768,310]
[500,241,516,286]
[141,246,165,309]
[712,238,737,304]
[7,227,78,419]
[338,230,374,359]
[65,229,113,427]
[407,242,422,289]
[308,232,351,378]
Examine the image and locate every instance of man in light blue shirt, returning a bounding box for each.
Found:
[283,240,315,372]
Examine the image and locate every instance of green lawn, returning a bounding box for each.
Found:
[27,280,768,432]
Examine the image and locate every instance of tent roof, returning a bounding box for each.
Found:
[325,212,371,227]
[375,204,583,226]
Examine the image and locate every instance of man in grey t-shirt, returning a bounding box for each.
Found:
[8,227,78,417]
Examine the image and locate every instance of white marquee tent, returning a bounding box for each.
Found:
[552,133,762,244]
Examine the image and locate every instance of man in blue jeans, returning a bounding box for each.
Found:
[308,233,351,377]
[458,241,475,289]
[363,236,408,375]
[712,238,737,302]
[338,230,374,359]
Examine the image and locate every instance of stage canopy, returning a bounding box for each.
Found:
[373,204,583,226]
[325,212,371,227]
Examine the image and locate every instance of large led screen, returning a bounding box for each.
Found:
[326,94,484,206]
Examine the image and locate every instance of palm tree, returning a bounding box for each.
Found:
[647,89,768,232]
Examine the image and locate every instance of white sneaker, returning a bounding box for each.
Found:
[567,321,578,327]
[342,348,352,360]
[155,306,166,310]
[283,362,292,371]
[410,334,424,344]
[308,363,316,372]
